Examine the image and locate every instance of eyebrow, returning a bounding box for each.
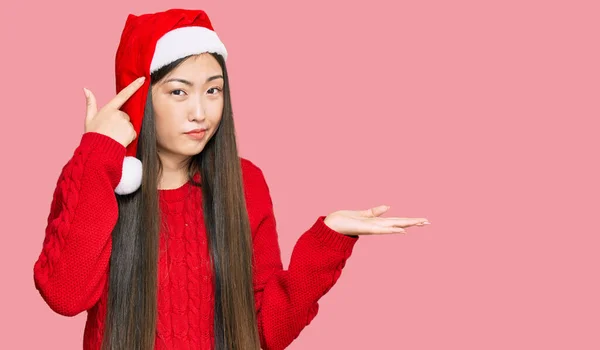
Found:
[163,75,224,86]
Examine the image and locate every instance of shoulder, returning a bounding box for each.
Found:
[240,157,262,174]
[239,157,268,186]
[239,156,273,203]
[239,157,274,233]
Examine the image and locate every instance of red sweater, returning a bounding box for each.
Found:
[33,132,359,350]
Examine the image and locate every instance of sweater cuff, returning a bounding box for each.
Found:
[79,132,126,188]
[80,132,126,158]
[308,216,359,253]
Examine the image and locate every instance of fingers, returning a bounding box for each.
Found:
[129,127,137,142]
[375,217,430,228]
[361,205,390,218]
[365,223,406,235]
[84,87,97,121]
[107,76,146,110]
[118,110,131,122]
[359,205,430,229]
[131,121,137,139]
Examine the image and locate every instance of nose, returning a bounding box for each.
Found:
[189,98,207,122]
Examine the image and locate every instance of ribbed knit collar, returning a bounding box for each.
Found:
[158,171,201,202]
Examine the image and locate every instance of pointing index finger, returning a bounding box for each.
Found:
[107,77,146,110]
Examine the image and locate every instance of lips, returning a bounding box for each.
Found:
[185,128,207,140]
[185,128,207,134]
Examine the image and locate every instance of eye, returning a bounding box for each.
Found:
[207,87,223,95]
[170,89,186,96]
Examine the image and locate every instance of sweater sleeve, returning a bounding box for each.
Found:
[33,132,125,317]
[250,167,360,350]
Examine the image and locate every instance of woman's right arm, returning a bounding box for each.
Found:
[33,132,125,316]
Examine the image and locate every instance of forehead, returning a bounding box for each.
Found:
[166,53,223,80]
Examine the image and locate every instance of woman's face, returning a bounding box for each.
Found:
[151,53,224,163]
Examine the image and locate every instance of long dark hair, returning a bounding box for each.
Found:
[101,53,260,350]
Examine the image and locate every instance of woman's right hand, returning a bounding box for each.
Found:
[83,76,145,148]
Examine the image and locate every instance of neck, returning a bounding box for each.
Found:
[157,150,192,190]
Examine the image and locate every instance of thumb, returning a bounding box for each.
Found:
[361,205,390,218]
[84,88,98,121]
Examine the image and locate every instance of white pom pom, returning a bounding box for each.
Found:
[115,156,143,195]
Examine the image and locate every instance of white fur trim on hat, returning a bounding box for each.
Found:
[115,156,143,195]
[150,26,228,73]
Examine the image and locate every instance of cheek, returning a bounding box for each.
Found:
[206,100,224,123]
[152,99,168,143]
[154,113,178,147]
[153,99,185,142]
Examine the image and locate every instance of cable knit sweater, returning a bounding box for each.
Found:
[33,132,359,350]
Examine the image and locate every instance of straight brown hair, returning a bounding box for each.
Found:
[101,53,260,350]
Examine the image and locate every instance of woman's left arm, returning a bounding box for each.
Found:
[248,166,359,350]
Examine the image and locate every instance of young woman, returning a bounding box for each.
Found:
[33,8,430,350]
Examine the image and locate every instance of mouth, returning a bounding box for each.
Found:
[185,128,207,140]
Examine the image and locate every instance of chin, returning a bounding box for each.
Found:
[183,143,207,156]
[177,147,202,157]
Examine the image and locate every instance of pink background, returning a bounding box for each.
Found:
[1,0,599,349]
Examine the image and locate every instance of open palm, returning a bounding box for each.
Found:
[324,205,430,236]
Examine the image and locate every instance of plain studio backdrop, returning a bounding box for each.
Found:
[0,0,598,349]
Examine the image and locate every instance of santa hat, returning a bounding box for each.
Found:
[113,9,228,195]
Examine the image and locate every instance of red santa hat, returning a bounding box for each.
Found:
[113,8,227,195]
